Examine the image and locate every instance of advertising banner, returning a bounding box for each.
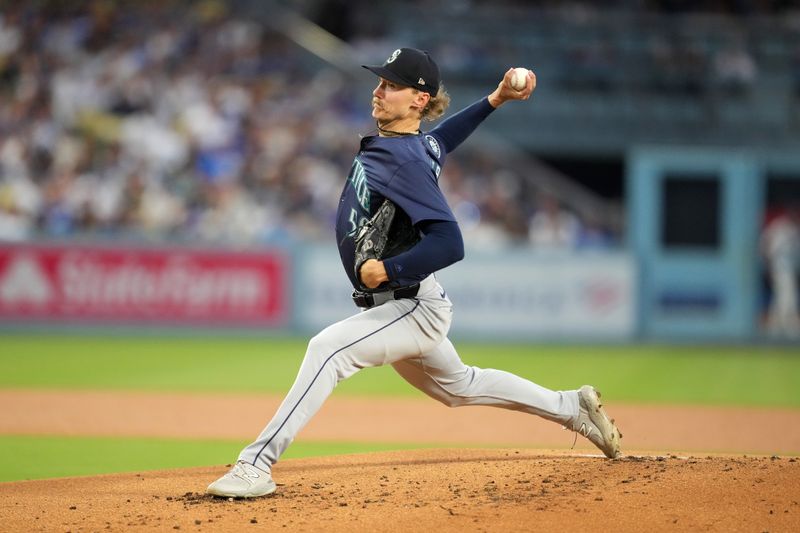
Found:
[0,243,289,326]
[437,252,635,339]
[300,246,636,340]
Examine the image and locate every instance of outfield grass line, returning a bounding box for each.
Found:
[0,435,451,483]
[2,335,799,407]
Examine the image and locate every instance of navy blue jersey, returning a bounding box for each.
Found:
[336,97,495,289]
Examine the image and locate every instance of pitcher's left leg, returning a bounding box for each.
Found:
[392,338,622,456]
[392,337,578,426]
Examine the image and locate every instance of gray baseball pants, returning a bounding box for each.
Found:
[239,275,580,471]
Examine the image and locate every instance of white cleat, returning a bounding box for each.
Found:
[206,460,277,498]
[572,385,622,459]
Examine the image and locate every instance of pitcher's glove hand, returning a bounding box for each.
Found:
[354,199,420,291]
[354,199,395,290]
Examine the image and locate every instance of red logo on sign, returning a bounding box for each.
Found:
[0,244,288,326]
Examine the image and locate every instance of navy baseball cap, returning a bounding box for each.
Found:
[362,48,440,95]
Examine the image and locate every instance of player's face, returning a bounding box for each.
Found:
[371,78,427,123]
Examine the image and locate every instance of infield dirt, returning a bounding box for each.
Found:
[1,391,799,532]
[2,449,799,532]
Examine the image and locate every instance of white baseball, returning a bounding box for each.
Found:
[510,67,528,91]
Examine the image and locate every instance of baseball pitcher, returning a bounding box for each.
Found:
[207,47,622,498]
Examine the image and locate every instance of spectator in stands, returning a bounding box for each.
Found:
[528,192,582,250]
[577,214,615,249]
[0,184,30,241]
[712,37,758,96]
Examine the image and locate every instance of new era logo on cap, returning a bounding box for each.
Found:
[362,48,440,95]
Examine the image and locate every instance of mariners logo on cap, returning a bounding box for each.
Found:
[387,49,401,63]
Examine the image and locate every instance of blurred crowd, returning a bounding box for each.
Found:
[3,1,800,251]
[347,0,800,109]
[0,1,619,250]
[0,2,358,247]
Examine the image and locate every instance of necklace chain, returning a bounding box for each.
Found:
[376,121,419,137]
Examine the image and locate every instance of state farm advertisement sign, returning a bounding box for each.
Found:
[0,244,288,326]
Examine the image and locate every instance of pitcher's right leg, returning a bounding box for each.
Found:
[237,292,444,475]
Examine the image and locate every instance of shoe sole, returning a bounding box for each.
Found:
[206,481,277,498]
[579,385,621,459]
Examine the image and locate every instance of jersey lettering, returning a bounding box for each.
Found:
[347,208,366,237]
[349,158,370,211]
[336,135,456,290]
[431,159,441,179]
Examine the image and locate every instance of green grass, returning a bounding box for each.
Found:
[1,335,799,407]
[1,335,799,482]
[0,435,438,482]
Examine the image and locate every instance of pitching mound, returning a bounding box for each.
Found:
[2,449,799,532]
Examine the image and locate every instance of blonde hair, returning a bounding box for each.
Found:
[421,83,450,122]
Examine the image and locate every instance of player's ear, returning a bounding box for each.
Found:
[411,90,430,110]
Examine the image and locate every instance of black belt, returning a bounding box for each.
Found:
[352,283,420,309]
